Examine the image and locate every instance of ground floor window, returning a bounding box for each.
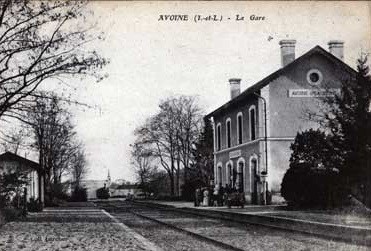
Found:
[232,166,237,188]
[227,163,232,185]
[237,161,244,193]
[217,165,222,184]
[250,157,258,204]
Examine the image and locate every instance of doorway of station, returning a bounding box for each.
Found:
[251,158,259,204]
[237,161,244,193]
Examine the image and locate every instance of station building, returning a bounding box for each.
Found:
[205,40,355,204]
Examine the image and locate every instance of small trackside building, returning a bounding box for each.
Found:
[205,40,356,204]
[0,152,44,203]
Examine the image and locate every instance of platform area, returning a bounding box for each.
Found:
[0,205,162,251]
[135,200,371,246]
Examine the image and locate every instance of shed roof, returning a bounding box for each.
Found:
[0,152,40,171]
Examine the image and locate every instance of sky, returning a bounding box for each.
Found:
[18,1,371,182]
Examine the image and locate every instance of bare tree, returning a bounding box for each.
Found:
[130,141,156,197]
[0,128,29,154]
[173,96,203,191]
[0,0,107,119]
[134,116,177,196]
[71,144,88,189]
[133,95,203,197]
[22,93,77,201]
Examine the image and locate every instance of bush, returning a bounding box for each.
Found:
[181,180,201,202]
[281,162,343,208]
[96,187,110,199]
[0,195,7,209]
[0,210,5,226]
[44,194,60,207]
[10,194,26,209]
[70,186,88,202]
[50,183,70,201]
[27,198,43,212]
[2,207,23,221]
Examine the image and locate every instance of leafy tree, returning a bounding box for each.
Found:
[289,129,338,170]
[322,55,371,206]
[293,55,371,207]
[281,129,343,207]
[0,169,28,208]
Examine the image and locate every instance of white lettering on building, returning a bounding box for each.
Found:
[229,150,241,159]
[288,89,340,98]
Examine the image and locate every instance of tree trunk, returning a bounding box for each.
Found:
[170,155,175,196]
[176,158,181,196]
[169,173,174,197]
[38,149,44,206]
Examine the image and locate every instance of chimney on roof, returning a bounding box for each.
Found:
[229,78,241,99]
[328,40,344,61]
[279,40,296,67]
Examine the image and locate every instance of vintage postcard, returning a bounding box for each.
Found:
[0,1,370,250]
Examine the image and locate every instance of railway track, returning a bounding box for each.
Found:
[95,200,369,251]
[97,201,236,251]
[129,209,244,251]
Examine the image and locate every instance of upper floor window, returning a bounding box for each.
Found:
[216,123,221,151]
[237,112,243,144]
[217,165,222,184]
[249,106,256,141]
[226,118,231,148]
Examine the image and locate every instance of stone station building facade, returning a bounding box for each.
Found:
[205,40,355,204]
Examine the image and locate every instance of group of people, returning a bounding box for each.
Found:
[194,183,240,207]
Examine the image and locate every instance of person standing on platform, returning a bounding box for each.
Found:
[194,188,201,207]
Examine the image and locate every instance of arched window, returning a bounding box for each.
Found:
[237,112,243,144]
[249,155,258,204]
[232,165,237,188]
[237,158,245,193]
[216,123,221,150]
[249,106,256,141]
[226,118,231,148]
[226,162,233,186]
[217,163,223,184]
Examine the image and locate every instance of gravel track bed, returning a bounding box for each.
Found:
[20,214,111,223]
[0,210,152,251]
[111,211,232,251]
[137,207,369,251]
[102,202,369,251]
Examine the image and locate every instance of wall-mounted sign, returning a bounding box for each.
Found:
[229,150,241,159]
[288,89,340,98]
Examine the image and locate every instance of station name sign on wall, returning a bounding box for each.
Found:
[229,150,241,159]
[288,89,340,98]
